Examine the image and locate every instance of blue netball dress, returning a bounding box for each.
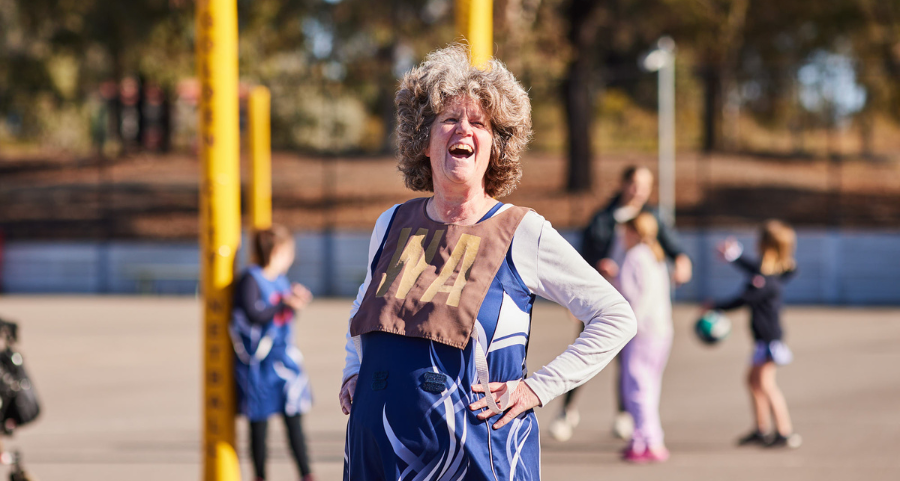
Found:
[231,266,312,420]
[344,199,541,481]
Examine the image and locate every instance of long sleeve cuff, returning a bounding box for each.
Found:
[523,378,551,407]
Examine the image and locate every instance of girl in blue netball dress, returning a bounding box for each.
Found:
[339,45,637,481]
[232,225,316,481]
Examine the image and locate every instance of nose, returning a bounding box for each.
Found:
[455,116,473,136]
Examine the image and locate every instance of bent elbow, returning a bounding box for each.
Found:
[621,303,638,342]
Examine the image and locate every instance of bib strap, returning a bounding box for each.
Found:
[473,332,505,415]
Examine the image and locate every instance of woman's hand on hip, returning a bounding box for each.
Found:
[339,374,358,415]
[469,381,541,430]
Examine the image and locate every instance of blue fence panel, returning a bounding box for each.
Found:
[2,229,898,304]
[3,243,100,293]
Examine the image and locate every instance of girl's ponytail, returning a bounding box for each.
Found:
[626,213,665,262]
[759,220,796,275]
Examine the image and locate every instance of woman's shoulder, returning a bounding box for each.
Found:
[506,205,544,223]
[371,203,402,234]
[511,209,581,260]
[494,202,542,221]
[511,208,548,238]
[377,203,402,221]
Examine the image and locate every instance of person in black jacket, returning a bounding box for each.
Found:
[711,220,801,449]
[549,166,692,442]
[580,167,692,285]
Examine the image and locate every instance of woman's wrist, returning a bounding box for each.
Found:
[522,378,547,408]
[341,372,359,388]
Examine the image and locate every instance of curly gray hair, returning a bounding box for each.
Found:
[395,44,532,198]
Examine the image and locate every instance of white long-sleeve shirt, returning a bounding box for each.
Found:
[342,204,637,406]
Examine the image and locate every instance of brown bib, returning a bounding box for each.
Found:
[350,198,529,349]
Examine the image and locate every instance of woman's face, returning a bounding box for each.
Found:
[621,168,653,207]
[427,96,493,195]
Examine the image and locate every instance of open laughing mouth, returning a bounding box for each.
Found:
[448,143,474,158]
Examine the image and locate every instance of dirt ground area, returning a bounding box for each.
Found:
[0,296,897,480]
[1,150,899,240]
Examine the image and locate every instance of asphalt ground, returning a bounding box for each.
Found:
[0,296,897,481]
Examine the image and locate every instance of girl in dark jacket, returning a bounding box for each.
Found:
[713,220,800,449]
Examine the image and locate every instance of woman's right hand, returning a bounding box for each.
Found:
[339,374,358,415]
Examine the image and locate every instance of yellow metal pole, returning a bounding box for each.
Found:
[248,86,272,231]
[458,0,493,68]
[196,1,241,480]
[468,0,493,67]
[456,0,470,43]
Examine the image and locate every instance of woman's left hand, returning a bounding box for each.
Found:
[469,381,541,430]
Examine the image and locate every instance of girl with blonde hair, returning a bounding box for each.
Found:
[618,212,674,462]
[713,220,800,448]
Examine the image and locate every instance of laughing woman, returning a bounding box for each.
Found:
[338,44,636,480]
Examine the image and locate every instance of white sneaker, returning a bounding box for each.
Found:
[548,417,573,442]
[612,411,634,440]
[548,408,580,442]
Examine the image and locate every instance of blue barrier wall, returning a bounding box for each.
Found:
[2,229,899,305]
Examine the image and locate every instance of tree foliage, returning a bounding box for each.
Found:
[0,0,895,169]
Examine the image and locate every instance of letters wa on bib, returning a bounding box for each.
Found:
[340,45,636,481]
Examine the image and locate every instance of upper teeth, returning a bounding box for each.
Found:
[451,144,473,154]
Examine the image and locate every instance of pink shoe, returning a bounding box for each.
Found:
[646,446,670,462]
[622,446,670,463]
[622,447,651,464]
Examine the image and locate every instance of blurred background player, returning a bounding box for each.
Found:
[0,317,39,480]
[710,220,801,449]
[550,166,692,441]
[618,213,674,463]
[231,225,316,481]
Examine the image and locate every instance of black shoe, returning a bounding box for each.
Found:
[765,432,802,449]
[737,430,769,446]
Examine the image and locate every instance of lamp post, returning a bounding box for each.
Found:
[641,36,677,225]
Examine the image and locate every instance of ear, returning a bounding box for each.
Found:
[421,134,431,160]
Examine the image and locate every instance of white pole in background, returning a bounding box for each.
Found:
[642,36,677,225]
